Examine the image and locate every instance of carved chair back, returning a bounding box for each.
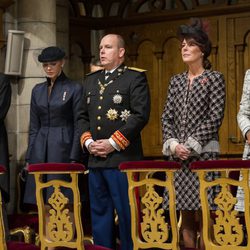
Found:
[119,160,181,250]
[27,163,85,250]
[190,160,250,250]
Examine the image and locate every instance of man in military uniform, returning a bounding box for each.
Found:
[78,34,150,250]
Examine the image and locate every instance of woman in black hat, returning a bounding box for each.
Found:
[24,46,83,248]
[161,19,226,249]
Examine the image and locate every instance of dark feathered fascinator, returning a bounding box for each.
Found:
[178,18,212,59]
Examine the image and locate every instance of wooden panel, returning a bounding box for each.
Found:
[136,41,159,156]
[227,14,250,156]
[110,18,229,157]
[82,9,250,158]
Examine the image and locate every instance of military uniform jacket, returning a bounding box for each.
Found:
[26,72,83,164]
[0,73,11,202]
[78,65,150,168]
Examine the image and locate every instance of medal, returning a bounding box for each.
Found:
[120,109,131,122]
[63,91,67,101]
[106,109,118,120]
[98,66,127,94]
[113,94,122,104]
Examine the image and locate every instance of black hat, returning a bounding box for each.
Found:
[177,18,211,59]
[38,46,65,62]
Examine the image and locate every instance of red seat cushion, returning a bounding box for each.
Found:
[85,245,112,250]
[7,241,39,250]
[27,163,85,172]
[190,159,250,170]
[0,164,6,173]
[119,160,181,170]
[8,213,39,232]
[56,245,112,250]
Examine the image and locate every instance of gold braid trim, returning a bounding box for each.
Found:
[111,130,130,150]
[80,131,92,148]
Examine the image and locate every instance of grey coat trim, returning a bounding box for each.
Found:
[162,138,179,156]
[185,136,202,154]
[163,137,220,157]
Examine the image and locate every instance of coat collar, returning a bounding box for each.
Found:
[46,71,67,86]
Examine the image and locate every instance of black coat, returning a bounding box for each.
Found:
[78,65,151,168]
[25,72,83,163]
[0,74,11,202]
[24,72,83,204]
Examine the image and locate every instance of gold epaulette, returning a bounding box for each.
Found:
[128,67,147,72]
[86,69,103,76]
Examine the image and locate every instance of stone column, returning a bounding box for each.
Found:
[5,0,56,212]
[56,0,69,74]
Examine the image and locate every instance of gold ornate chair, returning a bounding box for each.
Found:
[119,160,182,250]
[27,162,112,250]
[8,171,39,245]
[190,160,250,250]
[0,164,39,250]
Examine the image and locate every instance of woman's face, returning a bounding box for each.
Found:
[181,38,203,66]
[42,59,64,81]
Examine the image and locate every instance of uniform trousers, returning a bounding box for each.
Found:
[88,168,133,250]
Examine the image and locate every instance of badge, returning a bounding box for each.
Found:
[113,94,122,104]
[87,97,90,104]
[120,109,131,122]
[62,91,67,101]
[106,109,118,120]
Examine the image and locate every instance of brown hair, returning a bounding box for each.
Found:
[178,18,212,69]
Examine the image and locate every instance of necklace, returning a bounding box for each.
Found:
[98,66,127,95]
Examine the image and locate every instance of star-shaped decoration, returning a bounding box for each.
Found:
[106,109,118,120]
[120,109,131,122]
[113,94,122,104]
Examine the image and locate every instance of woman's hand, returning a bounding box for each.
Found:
[175,144,191,160]
[246,131,250,144]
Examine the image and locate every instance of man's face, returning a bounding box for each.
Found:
[99,34,125,70]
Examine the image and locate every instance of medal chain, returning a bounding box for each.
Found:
[98,66,127,94]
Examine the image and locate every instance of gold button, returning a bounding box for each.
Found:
[97,116,101,120]
[100,96,103,100]
[98,106,102,110]
[97,126,101,130]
